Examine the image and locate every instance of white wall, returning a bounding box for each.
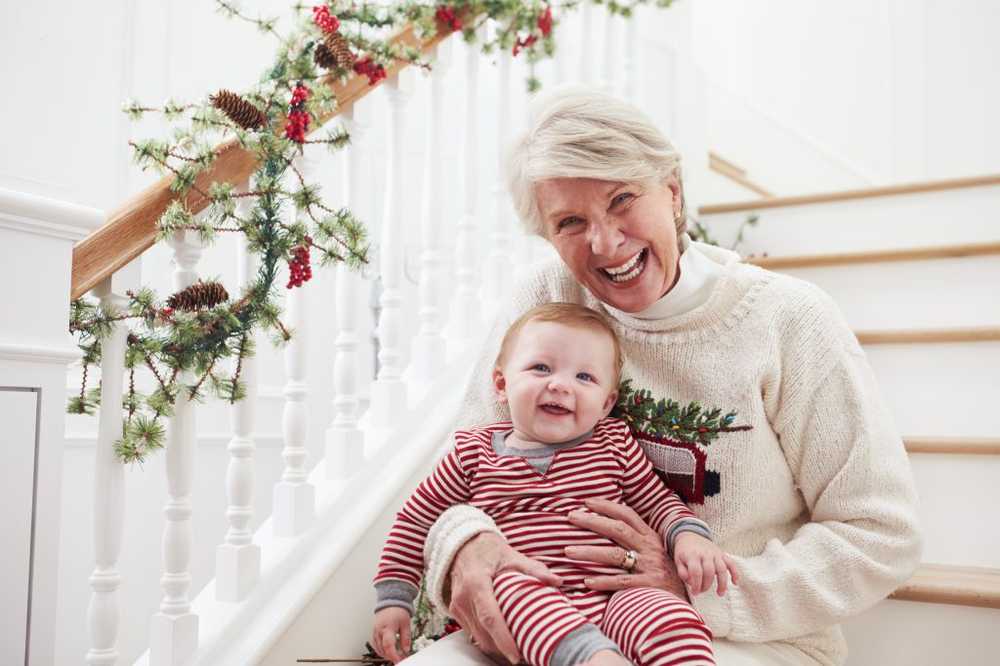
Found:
[691,0,1000,193]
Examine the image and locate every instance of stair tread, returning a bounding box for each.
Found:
[855,326,1000,344]
[746,241,1000,269]
[904,436,1000,455]
[891,564,1000,609]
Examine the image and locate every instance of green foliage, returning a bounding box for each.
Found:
[611,379,747,446]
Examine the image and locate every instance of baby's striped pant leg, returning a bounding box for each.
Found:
[492,571,592,666]
[601,587,714,665]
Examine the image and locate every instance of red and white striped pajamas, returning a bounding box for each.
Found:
[375,417,714,666]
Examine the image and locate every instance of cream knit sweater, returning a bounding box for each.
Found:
[423,242,922,666]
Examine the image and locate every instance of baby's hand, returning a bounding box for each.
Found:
[372,607,412,664]
[673,532,740,596]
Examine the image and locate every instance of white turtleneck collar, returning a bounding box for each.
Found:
[609,240,727,322]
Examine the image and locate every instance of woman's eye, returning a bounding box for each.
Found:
[557,217,582,231]
[576,372,595,382]
[530,363,550,372]
[612,192,634,207]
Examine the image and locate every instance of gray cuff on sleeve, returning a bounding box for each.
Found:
[550,623,622,666]
[665,518,713,554]
[374,580,419,616]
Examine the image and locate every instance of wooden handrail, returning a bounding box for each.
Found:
[70,24,454,300]
[904,437,1000,455]
[746,241,1000,270]
[698,173,1000,215]
[890,563,1000,609]
[708,151,773,198]
[855,327,1000,345]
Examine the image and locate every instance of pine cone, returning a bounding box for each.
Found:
[166,281,230,311]
[210,89,267,130]
[324,32,356,69]
[314,42,338,70]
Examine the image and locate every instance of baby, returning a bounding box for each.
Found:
[373,303,737,666]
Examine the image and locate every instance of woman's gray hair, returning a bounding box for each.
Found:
[505,86,688,238]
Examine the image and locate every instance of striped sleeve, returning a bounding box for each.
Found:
[374,438,475,592]
[615,422,709,546]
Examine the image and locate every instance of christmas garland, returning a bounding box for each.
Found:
[611,379,752,446]
[69,0,676,465]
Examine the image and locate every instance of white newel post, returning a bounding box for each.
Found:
[150,231,202,666]
[580,2,594,84]
[216,188,261,599]
[623,9,640,104]
[602,7,620,95]
[451,33,483,343]
[325,99,374,478]
[484,48,512,317]
[85,280,127,666]
[410,40,452,387]
[369,71,415,425]
[274,156,316,536]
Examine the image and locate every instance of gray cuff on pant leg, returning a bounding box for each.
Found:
[550,623,622,666]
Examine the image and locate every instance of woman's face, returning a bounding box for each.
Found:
[536,177,683,313]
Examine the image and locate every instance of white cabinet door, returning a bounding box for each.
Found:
[0,388,39,666]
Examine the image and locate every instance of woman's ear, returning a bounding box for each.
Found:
[665,175,683,219]
[602,390,619,416]
[492,367,508,403]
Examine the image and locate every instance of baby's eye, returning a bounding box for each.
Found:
[576,372,595,382]
[530,363,550,373]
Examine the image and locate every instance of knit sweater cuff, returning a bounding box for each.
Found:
[691,577,747,638]
[424,504,503,613]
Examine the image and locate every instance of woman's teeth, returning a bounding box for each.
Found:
[601,249,647,283]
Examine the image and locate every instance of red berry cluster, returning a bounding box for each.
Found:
[353,56,387,86]
[538,6,553,37]
[287,237,313,289]
[512,34,538,56]
[443,619,462,636]
[435,6,462,31]
[284,83,312,143]
[312,5,340,33]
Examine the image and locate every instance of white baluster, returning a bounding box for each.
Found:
[324,98,373,478]
[580,1,594,84]
[602,6,620,95]
[553,11,569,85]
[623,8,640,104]
[451,33,483,344]
[411,40,452,387]
[369,70,415,425]
[216,188,261,600]
[484,48,512,317]
[150,230,201,666]
[85,279,127,665]
[274,155,316,536]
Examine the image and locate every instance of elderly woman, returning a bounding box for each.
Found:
[403,87,921,666]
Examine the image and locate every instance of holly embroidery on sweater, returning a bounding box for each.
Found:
[611,379,751,504]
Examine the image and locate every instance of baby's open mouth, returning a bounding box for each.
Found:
[540,403,571,415]
[600,248,648,283]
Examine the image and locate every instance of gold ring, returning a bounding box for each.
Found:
[621,549,638,572]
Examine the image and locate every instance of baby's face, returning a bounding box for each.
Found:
[494,320,618,445]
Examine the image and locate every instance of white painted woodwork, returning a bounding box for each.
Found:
[84,282,128,665]
[325,101,373,479]
[369,71,415,425]
[0,388,37,666]
[274,160,316,537]
[602,6,620,95]
[451,34,483,344]
[623,10,639,103]
[216,190,260,601]
[410,40,452,388]
[580,2,594,84]
[483,49,513,317]
[149,231,202,666]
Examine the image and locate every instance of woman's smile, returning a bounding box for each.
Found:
[599,247,648,283]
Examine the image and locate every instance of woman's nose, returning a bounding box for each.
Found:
[587,219,625,257]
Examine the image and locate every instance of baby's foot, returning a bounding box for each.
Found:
[582,648,630,666]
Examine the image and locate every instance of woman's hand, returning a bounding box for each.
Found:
[564,498,687,598]
[448,531,562,664]
[372,607,411,664]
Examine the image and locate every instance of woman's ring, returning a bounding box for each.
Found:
[621,548,638,572]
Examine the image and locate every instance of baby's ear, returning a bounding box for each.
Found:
[602,390,619,416]
[492,367,508,403]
